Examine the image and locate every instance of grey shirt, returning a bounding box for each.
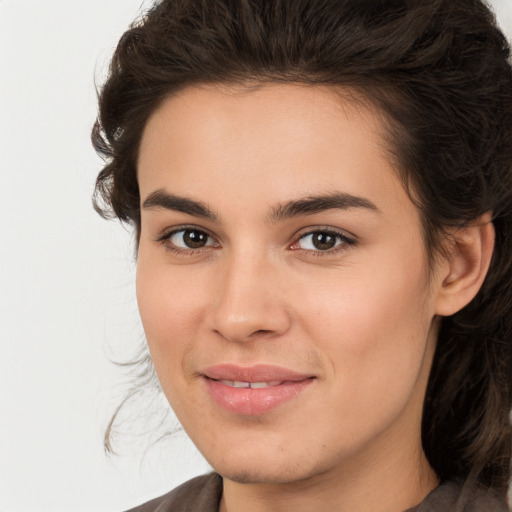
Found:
[125,473,510,512]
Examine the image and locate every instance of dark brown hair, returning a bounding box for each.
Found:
[93,0,512,494]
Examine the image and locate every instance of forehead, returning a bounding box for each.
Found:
[140,82,381,147]
[137,82,416,227]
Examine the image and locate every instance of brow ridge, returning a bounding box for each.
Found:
[268,193,379,222]
[142,190,378,223]
[142,189,218,220]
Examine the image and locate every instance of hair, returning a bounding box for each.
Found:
[92,0,512,496]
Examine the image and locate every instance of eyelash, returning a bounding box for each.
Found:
[156,226,356,257]
[156,226,218,255]
[291,228,355,257]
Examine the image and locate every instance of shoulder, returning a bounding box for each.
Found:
[407,479,510,512]
[124,473,222,512]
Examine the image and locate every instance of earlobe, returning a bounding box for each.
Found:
[434,213,495,317]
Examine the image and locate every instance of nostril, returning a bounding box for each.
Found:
[210,298,291,342]
[213,327,280,342]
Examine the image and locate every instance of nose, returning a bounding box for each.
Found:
[209,251,291,343]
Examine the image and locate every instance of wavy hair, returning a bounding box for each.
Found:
[92,0,512,494]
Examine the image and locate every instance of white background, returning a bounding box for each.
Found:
[1,1,511,511]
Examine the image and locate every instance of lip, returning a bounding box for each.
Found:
[202,364,316,416]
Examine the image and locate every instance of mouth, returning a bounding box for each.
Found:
[215,379,286,388]
[202,364,316,416]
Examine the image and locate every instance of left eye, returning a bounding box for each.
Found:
[167,228,215,249]
[295,231,347,251]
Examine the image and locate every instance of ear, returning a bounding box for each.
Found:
[434,213,495,317]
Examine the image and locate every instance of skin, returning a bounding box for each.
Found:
[135,83,494,512]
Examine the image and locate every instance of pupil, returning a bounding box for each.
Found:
[313,232,336,250]
[184,230,207,248]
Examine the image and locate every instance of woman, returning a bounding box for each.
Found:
[93,0,512,510]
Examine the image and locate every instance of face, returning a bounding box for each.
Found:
[136,83,442,485]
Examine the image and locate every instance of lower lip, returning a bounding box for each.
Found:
[204,378,314,416]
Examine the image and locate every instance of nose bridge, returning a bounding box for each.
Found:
[211,246,289,341]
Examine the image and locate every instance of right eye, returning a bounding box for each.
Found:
[164,228,217,250]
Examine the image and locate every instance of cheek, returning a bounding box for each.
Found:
[298,254,433,402]
[135,256,205,382]
[303,258,430,337]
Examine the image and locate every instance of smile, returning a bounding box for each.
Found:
[202,364,316,416]
[218,379,283,388]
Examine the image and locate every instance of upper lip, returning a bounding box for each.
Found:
[202,364,314,383]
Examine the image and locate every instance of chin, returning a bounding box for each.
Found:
[219,471,273,485]
[210,453,327,486]
[217,468,303,485]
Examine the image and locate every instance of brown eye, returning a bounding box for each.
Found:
[169,229,214,249]
[311,232,337,250]
[296,231,348,252]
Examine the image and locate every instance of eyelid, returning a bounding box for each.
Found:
[289,226,356,253]
[291,225,356,242]
[153,224,356,256]
[155,225,220,253]
[156,223,215,239]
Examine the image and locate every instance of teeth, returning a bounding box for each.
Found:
[218,379,283,388]
[250,380,282,388]
[233,380,250,388]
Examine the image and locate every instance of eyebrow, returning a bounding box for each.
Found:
[141,189,379,222]
[142,189,219,221]
[268,192,379,222]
